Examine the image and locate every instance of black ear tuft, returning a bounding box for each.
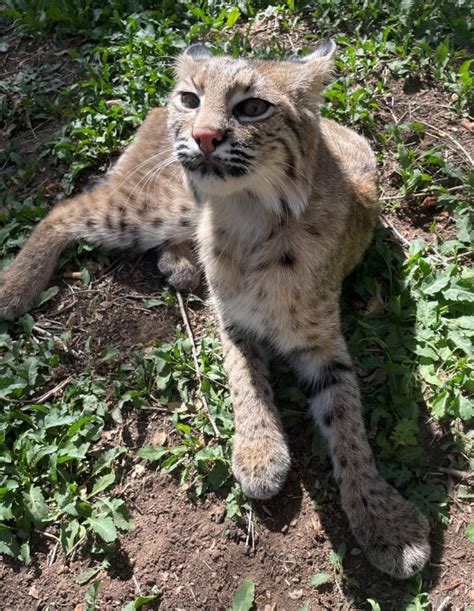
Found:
[185,43,214,60]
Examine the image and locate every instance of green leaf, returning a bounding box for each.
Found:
[228,580,255,611]
[0,526,20,559]
[91,447,127,476]
[0,496,14,521]
[430,390,449,419]
[89,472,115,497]
[86,515,117,542]
[100,347,120,363]
[453,316,474,330]
[442,287,474,303]
[84,579,101,611]
[311,572,332,588]
[76,567,101,585]
[24,486,49,525]
[466,521,474,543]
[422,270,452,295]
[96,498,134,531]
[80,267,91,284]
[226,7,240,27]
[143,298,166,309]
[60,519,83,555]
[120,594,160,611]
[458,394,474,420]
[34,285,59,308]
[138,446,169,461]
[367,600,382,611]
[20,542,31,565]
[448,330,473,358]
[391,418,418,446]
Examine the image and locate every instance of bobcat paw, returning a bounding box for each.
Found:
[349,486,431,579]
[232,436,291,500]
[0,272,31,321]
[157,250,200,292]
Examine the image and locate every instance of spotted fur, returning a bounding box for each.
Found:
[0,42,430,579]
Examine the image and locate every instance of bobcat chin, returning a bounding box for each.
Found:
[0,41,430,579]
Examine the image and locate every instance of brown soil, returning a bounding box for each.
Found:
[1,23,473,611]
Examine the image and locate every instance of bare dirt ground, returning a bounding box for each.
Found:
[1,27,473,611]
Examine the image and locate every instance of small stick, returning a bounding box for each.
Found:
[132,574,142,596]
[439,467,473,480]
[62,271,83,280]
[188,584,198,603]
[24,376,72,405]
[175,291,220,438]
[32,324,53,338]
[68,534,87,562]
[436,595,452,611]
[245,507,255,552]
[202,558,214,572]
[42,531,60,543]
[380,213,411,250]
[123,293,166,300]
[334,577,344,598]
[417,120,473,166]
[48,541,59,567]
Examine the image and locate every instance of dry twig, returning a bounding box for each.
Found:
[439,467,473,480]
[23,376,73,405]
[245,507,256,553]
[380,214,411,252]
[417,120,473,166]
[48,541,59,567]
[435,596,452,611]
[132,574,142,596]
[175,291,220,438]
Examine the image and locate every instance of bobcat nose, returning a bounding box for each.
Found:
[192,128,224,154]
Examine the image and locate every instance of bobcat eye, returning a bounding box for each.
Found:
[181,92,200,109]
[234,98,271,120]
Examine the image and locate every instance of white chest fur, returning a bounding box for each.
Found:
[197,206,315,351]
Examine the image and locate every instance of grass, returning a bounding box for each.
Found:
[0,0,473,608]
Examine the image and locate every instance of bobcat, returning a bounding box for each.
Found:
[0,41,430,579]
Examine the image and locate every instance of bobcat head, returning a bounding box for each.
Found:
[167,41,336,217]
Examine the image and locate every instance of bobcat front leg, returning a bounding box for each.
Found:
[221,329,290,499]
[289,340,431,579]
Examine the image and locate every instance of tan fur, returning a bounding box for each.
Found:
[0,44,430,579]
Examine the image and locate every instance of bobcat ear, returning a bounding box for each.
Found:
[175,43,213,79]
[184,43,214,60]
[298,38,336,63]
[288,38,336,99]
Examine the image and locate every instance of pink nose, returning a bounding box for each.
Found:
[192,128,224,154]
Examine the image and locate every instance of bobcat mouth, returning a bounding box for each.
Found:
[177,152,251,179]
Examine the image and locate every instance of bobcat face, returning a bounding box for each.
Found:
[167,42,336,214]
